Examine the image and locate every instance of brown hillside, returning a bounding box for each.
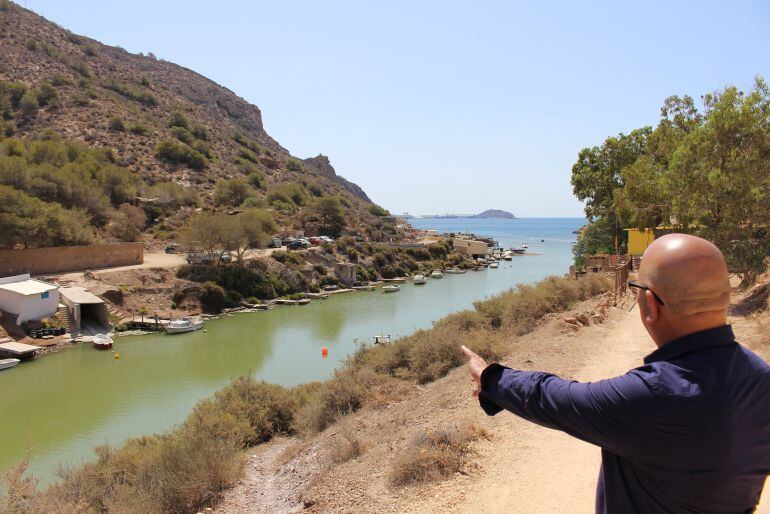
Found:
[0,1,379,233]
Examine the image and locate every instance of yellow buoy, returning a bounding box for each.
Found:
[114,352,120,360]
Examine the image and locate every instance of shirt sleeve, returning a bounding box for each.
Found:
[478,363,654,458]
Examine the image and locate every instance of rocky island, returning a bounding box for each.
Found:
[472,209,516,219]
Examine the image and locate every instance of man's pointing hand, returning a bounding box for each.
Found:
[461,345,488,398]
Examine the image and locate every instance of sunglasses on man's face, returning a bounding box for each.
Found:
[628,280,665,306]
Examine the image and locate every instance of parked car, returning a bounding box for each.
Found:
[308,237,322,246]
[282,237,297,246]
[268,237,283,248]
[287,240,310,250]
[165,243,184,254]
[319,236,334,243]
[218,251,232,263]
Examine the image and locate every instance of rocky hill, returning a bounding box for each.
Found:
[472,209,516,219]
[0,1,388,244]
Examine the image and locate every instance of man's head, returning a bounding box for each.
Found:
[636,233,730,347]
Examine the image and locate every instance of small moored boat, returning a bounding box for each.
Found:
[0,358,20,371]
[166,317,204,334]
[412,274,427,284]
[297,298,311,305]
[489,261,499,269]
[430,270,444,278]
[383,285,401,293]
[513,248,526,255]
[93,333,113,350]
[444,268,466,274]
[373,334,391,344]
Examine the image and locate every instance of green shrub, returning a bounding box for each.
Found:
[171,126,194,145]
[199,281,228,311]
[190,123,210,141]
[36,83,59,108]
[286,158,302,171]
[246,169,266,190]
[49,73,72,87]
[155,139,206,170]
[18,91,39,119]
[271,250,304,266]
[213,177,253,207]
[292,369,370,433]
[238,147,259,163]
[107,115,125,132]
[128,122,150,136]
[168,110,190,129]
[103,81,157,106]
[232,133,262,154]
[368,204,390,216]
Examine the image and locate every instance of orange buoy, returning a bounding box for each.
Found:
[321,347,328,358]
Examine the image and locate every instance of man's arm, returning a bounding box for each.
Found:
[462,346,655,459]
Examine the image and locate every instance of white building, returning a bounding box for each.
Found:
[0,274,60,325]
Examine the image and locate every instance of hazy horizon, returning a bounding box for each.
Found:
[24,0,770,217]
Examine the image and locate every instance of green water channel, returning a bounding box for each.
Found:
[0,240,574,484]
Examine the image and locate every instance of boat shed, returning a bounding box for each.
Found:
[60,287,110,334]
[0,274,60,325]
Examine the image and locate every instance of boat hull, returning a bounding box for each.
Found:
[166,320,204,334]
[0,358,20,370]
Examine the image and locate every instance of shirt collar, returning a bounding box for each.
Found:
[643,325,736,364]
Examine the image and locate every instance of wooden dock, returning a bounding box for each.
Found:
[0,341,41,359]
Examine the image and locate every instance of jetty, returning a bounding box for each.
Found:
[0,340,41,359]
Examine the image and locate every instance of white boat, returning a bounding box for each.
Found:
[430,270,444,278]
[412,274,427,284]
[166,316,204,334]
[503,251,513,261]
[521,243,529,249]
[373,334,391,344]
[383,285,401,293]
[93,333,113,350]
[489,261,499,269]
[0,358,20,371]
[444,268,466,274]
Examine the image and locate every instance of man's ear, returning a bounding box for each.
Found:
[643,290,660,324]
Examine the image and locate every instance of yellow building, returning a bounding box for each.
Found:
[624,227,674,256]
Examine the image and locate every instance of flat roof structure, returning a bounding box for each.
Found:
[60,287,104,304]
[0,279,57,296]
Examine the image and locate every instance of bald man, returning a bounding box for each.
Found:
[462,234,770,513]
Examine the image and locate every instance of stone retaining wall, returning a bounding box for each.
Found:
[0,243,144,276]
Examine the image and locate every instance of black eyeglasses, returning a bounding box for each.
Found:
[628,280,665,306]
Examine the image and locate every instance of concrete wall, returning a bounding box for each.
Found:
[0,243,143,276]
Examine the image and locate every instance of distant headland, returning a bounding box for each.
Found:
[404,209,516,219]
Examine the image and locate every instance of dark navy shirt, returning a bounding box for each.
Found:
[478,325,770,513]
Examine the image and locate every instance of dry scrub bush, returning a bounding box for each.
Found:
[389,422,488,486]
[475,274,610,332]
[329,423,368,464]
[292,368,380,434]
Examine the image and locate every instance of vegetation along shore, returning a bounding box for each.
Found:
[0,273,611,512]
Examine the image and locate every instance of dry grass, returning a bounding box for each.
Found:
[389,422,489,486]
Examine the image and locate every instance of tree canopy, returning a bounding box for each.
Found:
[571,77,770,284]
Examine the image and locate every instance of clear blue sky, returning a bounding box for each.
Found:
[25,1,770,217]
